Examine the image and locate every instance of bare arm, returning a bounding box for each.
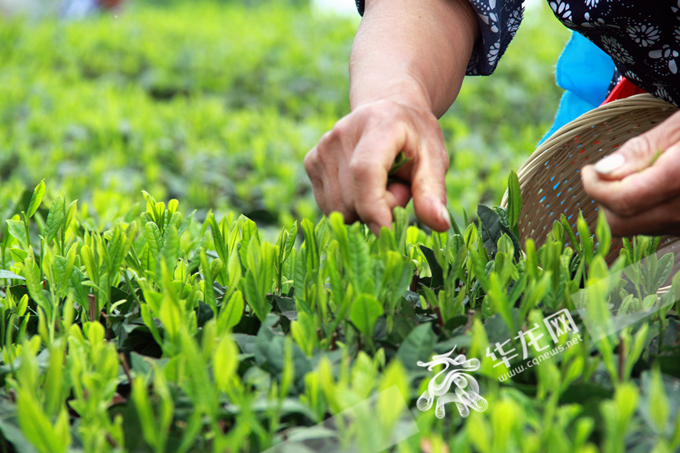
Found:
[350,0,479,116]
[304,0,480,235]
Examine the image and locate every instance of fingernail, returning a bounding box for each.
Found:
[594,154,625,174]
[440,204,452,230]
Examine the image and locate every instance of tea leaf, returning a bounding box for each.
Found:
[26,180,45,219]
[350,294,383,340]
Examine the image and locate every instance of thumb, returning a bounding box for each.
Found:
[410,141,451,232]
[593,110,680,180]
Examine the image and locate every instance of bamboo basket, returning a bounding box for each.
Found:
[500,93,680,277]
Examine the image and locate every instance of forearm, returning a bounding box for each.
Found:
[349,0,480,118]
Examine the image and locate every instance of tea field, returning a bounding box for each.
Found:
[4,2,680,453]
[0,0,568,229]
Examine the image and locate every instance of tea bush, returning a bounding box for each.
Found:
[1,178,680,453]
[8,2,677,453]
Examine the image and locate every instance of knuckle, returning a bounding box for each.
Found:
[348,157,372,180]
[625,135,654,161]
[303,149,319,174]
[332,117,351,137]
[442,151,451,171]
[317,129,335,150]
[608,195,636,217]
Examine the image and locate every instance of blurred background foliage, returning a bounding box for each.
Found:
[0,0,569,229]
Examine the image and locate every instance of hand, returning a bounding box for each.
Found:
[304,99,452,236]
[582,109,680,237]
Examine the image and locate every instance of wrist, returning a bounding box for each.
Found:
[349,75,435,115]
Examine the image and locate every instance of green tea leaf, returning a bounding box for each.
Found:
[217,290,244,333]
[44,197,65,245]
[26,180,45,219]
[350,293,383,339]
[396,323,436,371]
[507,170,522,237]
[7,219,29,250]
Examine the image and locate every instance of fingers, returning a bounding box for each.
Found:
[593,109,680,180]
[304,134,358,224]
[582,143,680,217]
[599,197,680,237]
[350,122,410,235]
[410,124,451,232]
[305,100,451,236]
[386,181,412,209]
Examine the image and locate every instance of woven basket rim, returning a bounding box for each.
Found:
[500,93,677,208]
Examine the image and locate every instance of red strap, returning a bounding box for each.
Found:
[600,77,647,106]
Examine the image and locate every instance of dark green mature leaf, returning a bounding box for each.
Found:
[419,246,443,289]
[255,315,311,393]
[396,323,436,371]
[478,205,520,261]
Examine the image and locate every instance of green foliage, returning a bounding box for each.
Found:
[0,1,568,228]
[2,2,675,452]
[0,179,677,452]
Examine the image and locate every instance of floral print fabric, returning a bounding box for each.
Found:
[354,0,680,107]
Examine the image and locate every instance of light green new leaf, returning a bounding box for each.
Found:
[507,170,522,237]
[64,200,77,232]
[595,210,612,258]
[16,388,68,453]
[284,221,298,262]
[44,197,65,245]
[301,218,319,271]
[161,225,179,272]
[26,180,45,219]
[217,290,244,333]
[213,335,239,392]
[329,212,350,263]
[7,219,29,250]
[24,256,48,311]
[200,249,217,314]
[350,293,383,339]
[159,292,182,339]
[143,222,163,259]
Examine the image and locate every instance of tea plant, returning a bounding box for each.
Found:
[1,177,680,453]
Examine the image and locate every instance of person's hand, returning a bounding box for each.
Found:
[582,109,680,237]
[304,99,452,236]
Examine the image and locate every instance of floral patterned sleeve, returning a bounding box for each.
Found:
[354,0,524,76]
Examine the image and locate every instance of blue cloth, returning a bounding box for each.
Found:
[540,32,616,144]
